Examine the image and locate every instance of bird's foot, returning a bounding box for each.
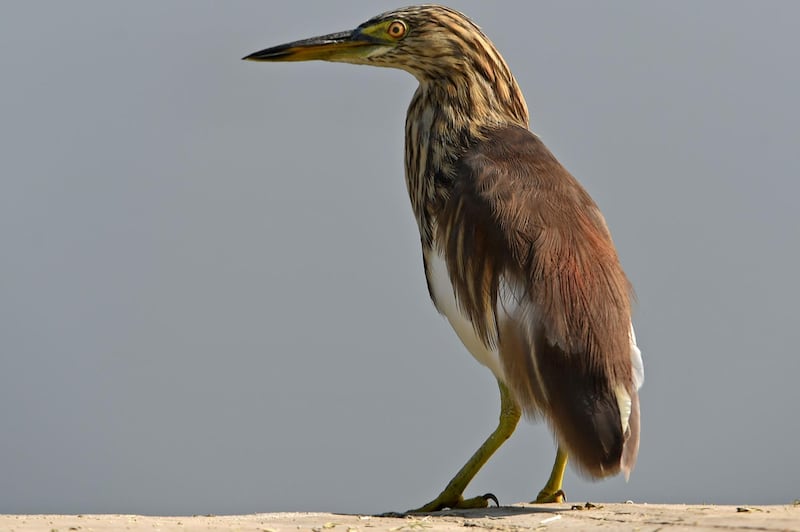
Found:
[407,492,499,513]
[532,488,566,504]
[532,446,568,503]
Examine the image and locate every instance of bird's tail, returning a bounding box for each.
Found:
[497,311,641,479]
[531,327,640,479]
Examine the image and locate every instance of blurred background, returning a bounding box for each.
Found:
[1,0,798,515]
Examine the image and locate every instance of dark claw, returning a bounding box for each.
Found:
[482,493,500,507]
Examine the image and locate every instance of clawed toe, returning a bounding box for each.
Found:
[482,493,499,507]
[407,492,500,513]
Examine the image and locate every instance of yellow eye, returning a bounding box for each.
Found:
[387,20,407,39]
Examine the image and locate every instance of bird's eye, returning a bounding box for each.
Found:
[387,20,407,39]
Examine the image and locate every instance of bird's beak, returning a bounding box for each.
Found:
[243,29,383,62]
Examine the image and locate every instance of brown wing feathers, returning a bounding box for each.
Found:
[439,125,636,477]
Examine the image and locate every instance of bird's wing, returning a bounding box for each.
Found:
[435,124,640,477]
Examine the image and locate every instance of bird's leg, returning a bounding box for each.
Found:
[408,380,521,513]
[533,446,568,503]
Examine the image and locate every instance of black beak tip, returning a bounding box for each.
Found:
[242,47,292,62]
[242,51,265,61]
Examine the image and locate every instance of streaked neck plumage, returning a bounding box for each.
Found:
[402,26,529,246]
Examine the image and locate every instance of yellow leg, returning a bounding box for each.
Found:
[409,380,521,513]
[533,446,568,503]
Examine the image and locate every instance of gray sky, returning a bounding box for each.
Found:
[2,0,799,516]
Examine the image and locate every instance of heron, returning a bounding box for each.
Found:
[244,4,643,512]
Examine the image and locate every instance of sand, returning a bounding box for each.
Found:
[3,503,800,531]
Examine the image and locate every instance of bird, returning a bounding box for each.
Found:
[243,4,643,512]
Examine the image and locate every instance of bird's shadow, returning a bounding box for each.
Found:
[335,504,572,520]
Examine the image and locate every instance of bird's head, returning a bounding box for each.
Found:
[245,5,507,83]
[244,5,529,129]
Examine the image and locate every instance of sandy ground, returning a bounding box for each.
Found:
[3,503,800,531]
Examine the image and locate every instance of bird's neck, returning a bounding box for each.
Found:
[404,76,528,245]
